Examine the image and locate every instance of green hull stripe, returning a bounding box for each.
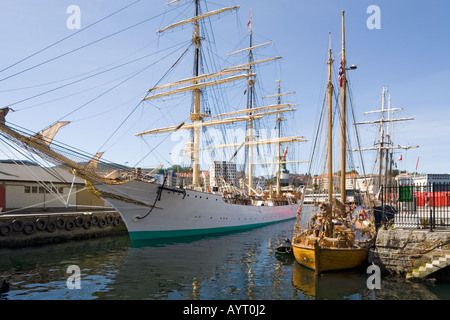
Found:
[129,217,295,241]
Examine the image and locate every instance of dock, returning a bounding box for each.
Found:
[0,210,128,248]
[369,228,450,282]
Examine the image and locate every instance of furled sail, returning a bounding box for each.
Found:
[31,121,70,146]
[85,152,105,172]
[0,107,12,124]
[156,6,239,33]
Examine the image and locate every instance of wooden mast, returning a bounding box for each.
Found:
[192,0,202,188]
[340,10,347,203]
[327,33,334,202]
[247,12,255,196]
[153,2,242,188]
[276,80,282,197]
[378,87,386,192]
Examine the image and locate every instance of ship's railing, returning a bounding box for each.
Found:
[379,183,450,230]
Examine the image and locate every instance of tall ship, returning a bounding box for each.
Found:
[352,86,418,200]
[291,12,376,275]
[0,1,306,240]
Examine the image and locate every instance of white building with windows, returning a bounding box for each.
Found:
[0,161,106,213]
[209,161,237,188]
[412,174,450,186]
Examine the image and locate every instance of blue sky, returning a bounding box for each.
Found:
[0,0,449,176]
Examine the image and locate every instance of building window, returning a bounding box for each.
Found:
[23,185,63,194]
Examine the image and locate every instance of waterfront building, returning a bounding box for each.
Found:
[0,161,106,213]
[254,176,266,191]
[412,173,450,185]
[209,161,237,188]
[312,174,340,192]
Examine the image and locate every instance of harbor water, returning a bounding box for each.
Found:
[1,218,450,301]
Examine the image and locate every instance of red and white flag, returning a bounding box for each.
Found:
[397,155,402,161]
[247,9,252,28]
[338,58,345,87]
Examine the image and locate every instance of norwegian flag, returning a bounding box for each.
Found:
[338,58,345,87]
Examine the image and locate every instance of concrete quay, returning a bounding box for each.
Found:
[369,228,450,282]
[0,210,128,248]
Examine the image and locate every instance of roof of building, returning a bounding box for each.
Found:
[313,174,341,178]
[0,162,85,184]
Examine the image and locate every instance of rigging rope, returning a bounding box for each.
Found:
[0,4,179,84]
[10,41,190,111]
[96,44,192,158]
[0,0,142,75]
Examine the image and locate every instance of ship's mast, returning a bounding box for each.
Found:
[137,3,306,193]
[192,0,202,187]
[340,11,347,203]
[386,94,393,186]
[378,87,386,190]
[261,82,301,197]
[327,34,334,202]
[352,86,419,192]
[247,14,255,196]
[276,80,282,197]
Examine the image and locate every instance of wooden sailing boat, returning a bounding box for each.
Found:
[0,1,306,240]
[292,11,376,275]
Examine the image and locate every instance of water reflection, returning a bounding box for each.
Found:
[0,219,448,300]
[0,235,130,300]
[104,225,295,300]
[291,262,371,299]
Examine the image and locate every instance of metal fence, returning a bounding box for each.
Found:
[379,183,450,230]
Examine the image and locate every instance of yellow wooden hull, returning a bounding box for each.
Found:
[292,242,369,275]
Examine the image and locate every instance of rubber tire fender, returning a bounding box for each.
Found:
[0,224,12,237]
[98,218,107,228]
[106,214,114,224]
[74,216,84,227]
[35,218,47,231]
[23,222,36,235]
[83,219,93,230]
[91,215,99,226]
[113,217,121,226]
[46,221,57,233]
[66,220,75,231]
[11,219,24,232]
[56,217,66,229]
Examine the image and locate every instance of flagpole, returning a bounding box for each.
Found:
[415,156,420,173]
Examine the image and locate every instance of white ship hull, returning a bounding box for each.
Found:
[95,180,298,241]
